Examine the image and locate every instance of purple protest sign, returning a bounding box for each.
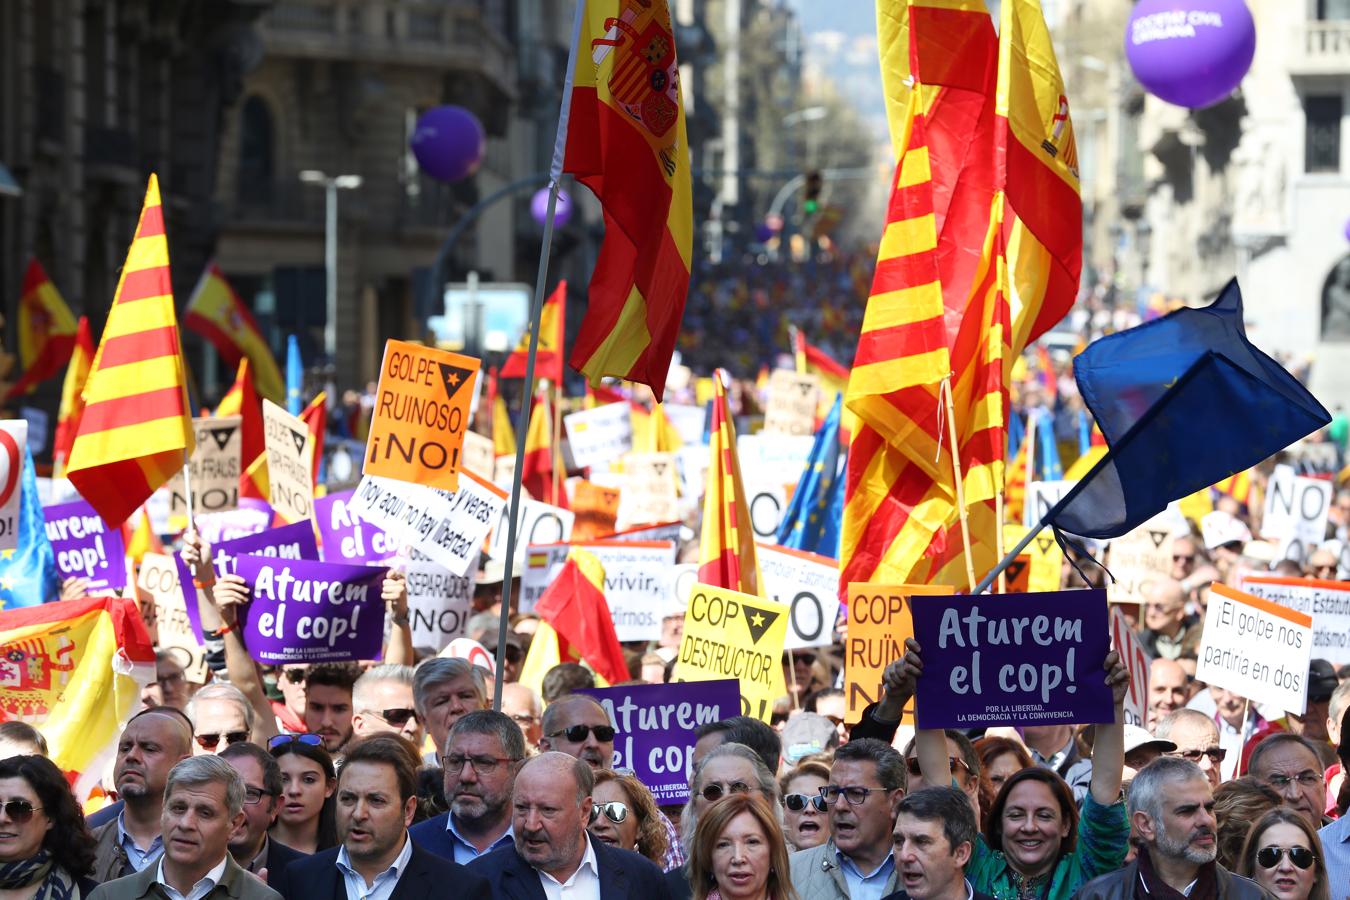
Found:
[580,679,740,804]
[197,499,272,546]
[172,553,206,644]
[911,589,1114,730]
[314,490,398,564]
[43,500,127,591]
[234,555,389,663]
[213,521,319,578]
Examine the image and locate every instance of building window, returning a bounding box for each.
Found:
[1305,95,1342,173]
[1319,0,1350,20]
[237,96,275,204]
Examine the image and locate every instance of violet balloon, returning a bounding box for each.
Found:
[1125,0,1255,109]
[409,105,485,182]
[530,187,573,228]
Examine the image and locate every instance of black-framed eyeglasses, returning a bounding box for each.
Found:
[268,733,324,749]
[195,731,249,751]
[371,708,419,727]
[1257,846,1316,870]
[699,781,751,803]
[442,754,520,775]
[1171,747,1226,764]
[591,801,629,824]
[784,793,828,813]
[243,787,276,806]
[819,785,882,806]
[282,667,307,684]
[905,756,971,778]
[0,799,42,823]
[547,724,615,743]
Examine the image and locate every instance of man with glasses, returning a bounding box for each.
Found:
[1156,709,1226,790]
[351,664,422,748]
[500,683,543,752]
[1138,577,1202,661]
[1306,547,1340,580]
[219,742,307,882]
[142,649,193,711]
[186,683,256,756]
[410,710,523,865]
[1248,733,1328,829]
[538,695,616,770]
[789,738,904,900]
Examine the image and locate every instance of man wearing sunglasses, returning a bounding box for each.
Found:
[1156,709,1225,790]
[351,664,423,748]
[538,695,616,771]
[186,683,255,757]
[1076,757,1267,900]
[899,731,980,819]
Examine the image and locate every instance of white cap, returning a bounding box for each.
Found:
[1123,723,1176,756]
[1201,510,1252,550]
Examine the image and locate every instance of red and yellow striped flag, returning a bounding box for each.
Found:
[562,0,692,401]
[632,402,683,454]
[300,391,327,489]
[533,548,628,686]
[501,281,566,383]
[6,259,78,400]
[216,358,269,501]
[66,175,195,526]
[698,371,761,596]
[487,369,517,459]
[184,262,285,404]
[52,316,95,477]
[521,385,566,507]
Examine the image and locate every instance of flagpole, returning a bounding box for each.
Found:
[940,377,977,592]
[491,0,585,711]
[995,492,1007,593]
[180,450,196,535]
[551,380,563,504]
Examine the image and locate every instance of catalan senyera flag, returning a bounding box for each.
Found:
[216,358,269,501]
[501,281,566,383]
[698,371,761,596]
[52,316,95,477]
[532,548,628,685]
[66,175,196,527]
[184,262,285,404]
[6,259,78,400]
[561,0,692,402]
[521,386,567,507]
[1213,470,1253,507]
[0,595,155,797]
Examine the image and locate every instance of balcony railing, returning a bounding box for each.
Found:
[1290,21,1350,76]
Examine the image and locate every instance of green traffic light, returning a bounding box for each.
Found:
[804,199,819,214]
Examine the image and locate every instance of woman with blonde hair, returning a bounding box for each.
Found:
[589,769,670,866]
[689,792,797,900]
[777,760,830,851]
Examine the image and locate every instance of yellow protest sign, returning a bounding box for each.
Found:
[1002,524,1064,594]
[844,582,954,724]
[365,340,479,492]
[676,583,789,722]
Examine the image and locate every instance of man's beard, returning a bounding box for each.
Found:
[1155,825,1217,865]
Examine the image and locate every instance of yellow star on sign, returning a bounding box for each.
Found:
[0,549,13,561]
[750,612,765,628]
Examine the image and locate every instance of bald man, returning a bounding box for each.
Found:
[1138,578,1201,660]
[538,695,614,771]
[1147,658,1189,730]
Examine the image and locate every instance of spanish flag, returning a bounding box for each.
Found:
[533,548,628,686]
[66,175,195,526]
[0,595,155,798]
[561,0,692,402]
[501,281,565,383]
[52,316,95,477]
[486,369,517,459]
[698,370,761,596]
[184,262,285,404]
[300,391,327,488]
[520,385,566,507]
[6,259,78,400]
[793,329,854,433]
[631,402,682,454]
[216,358,268,501]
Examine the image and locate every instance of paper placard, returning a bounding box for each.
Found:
[1002,524,1063,594]
[44,500,127,591]
[235,555,388,663]
[165,416,241,516]
[674,583,788,722]
[662,404,708,445]
[616,452,680,529]
[1263,465,1333,564]
[263,400,314,523]
[486,496,574,567]
[564,403,634,470]
[0,421,29,551]
[736,434,815,487]
[406,547,476,652]
[213,521,320,579]
[844,583,953,724]
[350,473,507,577]
[1024,480,1074,528]
[1196,582,1312,715]
[137,552,208,683]
[520,540,675,641]
[764,370,820,436]
[570,480,621,541]
[196,502,272,546]
[1104,516,1177,604]
[460,431,497,481]
[758,543,842,649]
[1241,576,1350,666]
[745,483,788,541]
[1110,606,1152,727]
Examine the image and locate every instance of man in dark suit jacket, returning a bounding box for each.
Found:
[220,742,308,884]
[272,733,491,900]
[468,752,671,900]
[878,788,995,900]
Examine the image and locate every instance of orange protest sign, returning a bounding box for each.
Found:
[571,480,621,541]
[365,340,479,492]
[844,582,955,724]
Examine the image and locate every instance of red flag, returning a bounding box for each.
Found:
[501,282,565,383]
[300,392,327,488]
[532,549,628,685]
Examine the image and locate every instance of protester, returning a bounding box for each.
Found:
[411,658,486,762]
[692,718,783,775]
[408,710,522,864]
[142,649,192,711]
[267,733,337,855]
[805,688,849,744]
[273,665,309,735]
[1122,724,1177,779]
[500,682,543,751]
[1288,660,1338,768]
[186,683,255,755]
[1211,686,1264,782]
[0,721,48,759]
[1137,578,1203,659]
[1213,776,1281,872]
[1147,658,1191,730]
[541,662,598,702]
[1322,680,1350,813]
[590,769,671,866]
[89,755,279,900]
[301,664,360,758]
[0,754,98,896]
[901,731,981,816]
[688,792,797,900]
[272,734,492,900]
[538,694,615,770]
[1237,807,1330,900]
[218,742,307,881]
[778,760,831,852]
[466,752,669,897]
[779,712,839,767]
[1248,734,1327,829]
[1158,708,1226,790]
[884,787,995,900]
[971,738,1032,800]
[350,664,422,747]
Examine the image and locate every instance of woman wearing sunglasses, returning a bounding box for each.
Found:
[588,770,669,866]
[688,792,798,900]
[0,754,99,897]
[267,734,337,855]
[777,761,830,851]
[1238,808,1330,900]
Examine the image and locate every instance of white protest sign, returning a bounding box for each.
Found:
[137,552,207,683]
[1024,480,1074,528]
[166,416,242,516]
[746,482,788,542]
[1242,575,1350,666]
[487,496,575,567]
[663,404,707,445]
[677,444,709,502]
[1263,465,1333,564]
[406,547,476,651]
[520,540,675,641]
[664,563,701,619]
[1109,605,1152,727]
[616,452,680,529]
[349,472,506,577]
[1196,582,1312,715]
[1106,515,1178,604]
[763,370,820,436]
[757,543,842,649]
[564,403,633,470]
[0,421,28,552]
[608,521,684,543]
[737,434,815,486]
[263,400,313,523]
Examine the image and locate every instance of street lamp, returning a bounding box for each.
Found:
[299,169,362,363]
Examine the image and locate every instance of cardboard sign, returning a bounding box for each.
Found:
[1002,524,1063,594]
[675,583,789,722]
[0,421,28,551]
[213,522,320,579]
[1263,465,1333,564]
[365,340,479,492]
[460,431,496,481]
[1241,576,1350,666]
[676,444,710,502]
[757,543,842,650]
[165,417,241,516]
[1196,582,1312,715]
[315,490,398,565]
[564,403,633,470]
[263,400,314,523]
[196,501,272,546]
[235,555,389,663]
[1110,605,1152,727]
[616,452,680,529]
[745,483,788,541]
[581,680,741,804]
[520,540,676,641]
[487,496,574,567]
[571,480,621,541]
[737,434,815,487]
[350,473,507,577]
[607,521,683,544]
[844,583,954,723]
[44,500,127,591]
[137,552,208,683]
[406,547,476,651]
[911,588,1114,729]
[764,370,820,436]
[1105,515,1177,604]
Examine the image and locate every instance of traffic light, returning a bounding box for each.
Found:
[803,170,822,215]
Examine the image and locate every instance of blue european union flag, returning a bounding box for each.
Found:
[1036,410,1062,481]
[1050,279,1329,539]
[778,393,844,557]
[0,448,60,609]
[286,334,303,416]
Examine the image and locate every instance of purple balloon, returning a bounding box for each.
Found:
[1344,217,1350,244]
[1125,0,1255,109]
[409,106,485,182]
[530,188,573,228]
